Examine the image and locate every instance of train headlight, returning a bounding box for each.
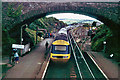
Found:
[63,56,68,58]
[52,56,57,58]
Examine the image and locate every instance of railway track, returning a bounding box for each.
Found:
[43,56,79,79]
[68,32,108,80]
[42,32,108,80]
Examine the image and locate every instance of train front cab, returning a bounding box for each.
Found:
[50,40,71,62]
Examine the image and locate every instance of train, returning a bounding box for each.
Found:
[50,28,71,62]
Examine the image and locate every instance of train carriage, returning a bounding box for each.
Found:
[50,28,71,62]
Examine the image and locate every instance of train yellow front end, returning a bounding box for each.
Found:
[50,40,71,62]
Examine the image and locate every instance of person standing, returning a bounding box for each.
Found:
[45,41,49,59]
[45,41,49,51]
[14,49,19,64]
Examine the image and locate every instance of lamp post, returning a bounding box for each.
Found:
[20,24,27,56]
[103,41,106,53]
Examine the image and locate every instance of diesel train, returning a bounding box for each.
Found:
[50,28,71,62]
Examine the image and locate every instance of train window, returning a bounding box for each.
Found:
[55,46,66,51]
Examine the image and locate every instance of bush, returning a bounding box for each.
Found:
[91,24,120,62]
[91,38,104,51]
[91,25,112,51]
[25,28,41,46]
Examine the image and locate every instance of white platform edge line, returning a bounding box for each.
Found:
[87,52,109,80]
[41,57,50,80]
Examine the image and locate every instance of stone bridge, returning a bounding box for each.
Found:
[2,2,119,34]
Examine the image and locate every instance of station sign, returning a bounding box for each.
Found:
[12,44,24,49]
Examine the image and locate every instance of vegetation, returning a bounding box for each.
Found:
[28,17,67,37]
[25,28,41,46]
[2,3,23,31]
[2,3,23,56]
[26,17,66,45]
[91,24,112,51]
[7,4,23,18]
[91,24,120,61]
[38,17,67,32]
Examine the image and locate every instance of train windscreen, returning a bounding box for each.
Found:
[55,46,66,51]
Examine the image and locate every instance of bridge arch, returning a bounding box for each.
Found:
[4,2,117,35]
[2,2,119,39]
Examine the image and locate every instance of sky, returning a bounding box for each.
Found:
[46,13,103,24]
[47,13,97,20]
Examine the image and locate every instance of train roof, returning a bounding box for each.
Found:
[55,34,68,41]
[58,30,67,35]
[52,40,69,45]
[58,28,67,35]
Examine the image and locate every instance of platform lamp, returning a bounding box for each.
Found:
[103,41,106,53]
[20,24,28,56]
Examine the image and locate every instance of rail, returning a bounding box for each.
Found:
[70,32,96,79]
[69,31,108,80]
[68,34,83,79]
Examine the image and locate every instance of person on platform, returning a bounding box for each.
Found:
[45,41,49,51]
[13,49,19,64]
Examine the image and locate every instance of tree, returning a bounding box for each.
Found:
[37,32,43,37]
[92,21,97,27]
[7,3,23,18]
